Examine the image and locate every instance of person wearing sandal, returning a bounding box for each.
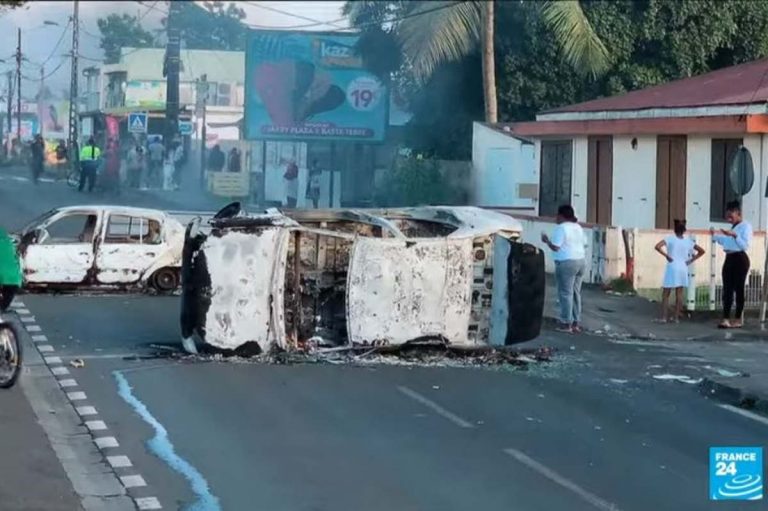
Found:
[542,205,587,334]
[711,201,753,329]
[654,220,705,323]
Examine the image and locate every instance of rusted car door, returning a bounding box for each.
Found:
[95,214,165,284]
[23,212,100,284]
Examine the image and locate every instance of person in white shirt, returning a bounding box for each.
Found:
[654,219,705,323]
[711,201,753,328]
[541,205,587,333]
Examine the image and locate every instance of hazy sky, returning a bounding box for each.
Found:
[0,1,347,97]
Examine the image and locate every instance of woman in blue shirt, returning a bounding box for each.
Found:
[711,201,753,328]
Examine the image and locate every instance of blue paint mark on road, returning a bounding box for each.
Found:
[114,371,221,511]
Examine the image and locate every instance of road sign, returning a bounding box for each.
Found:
[128,112,148,134]
[178,121,194,136]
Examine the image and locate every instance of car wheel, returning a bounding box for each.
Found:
[151,268,180,293]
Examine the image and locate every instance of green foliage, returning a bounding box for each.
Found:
[97,14,156,64]
[374,156,465,207]
[164,1,247,51]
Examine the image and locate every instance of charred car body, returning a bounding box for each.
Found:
[181,205,545,355]
[16,206,188,292]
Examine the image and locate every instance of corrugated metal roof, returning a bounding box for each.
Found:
[119,48,244,83]
[546,58,768,114]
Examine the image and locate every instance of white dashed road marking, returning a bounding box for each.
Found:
[85,420,108,432]
[120,475,147,488]
[16,308,30,315]
[94,436,119,449]
[136,496,163,510]
[397,386,474,429]
[44,356,62,364]
[718,404,768,427]
[37,344,54,353]
[107,455,133,468]
[26,325,41,332]
[51,366,70,376]
[504,448,622,511]
[31,334,48,342]
[67,391,87,401]
[59,379,78,388]
[20,316,35,323]
[75,406,98,416]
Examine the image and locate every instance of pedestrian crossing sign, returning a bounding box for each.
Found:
[128,112,148,133]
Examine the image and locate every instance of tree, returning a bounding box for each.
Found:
[345,1,608,123]
[163,1,247,51]
[97,14,156,64]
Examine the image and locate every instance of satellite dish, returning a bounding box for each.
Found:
[729,146,754,197]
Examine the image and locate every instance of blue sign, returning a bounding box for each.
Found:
[244,30,386,141]
[710,447,763,500]
[178,121,193,136]
[128,112,148,134]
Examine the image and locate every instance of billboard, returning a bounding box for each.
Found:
[244,30,387,141]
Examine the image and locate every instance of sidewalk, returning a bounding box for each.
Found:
[0,357,82,510]
[544,278,768,415]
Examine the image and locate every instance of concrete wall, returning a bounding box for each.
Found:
[471,123,536,210]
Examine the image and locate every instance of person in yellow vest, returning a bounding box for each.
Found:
[79,137,101,193]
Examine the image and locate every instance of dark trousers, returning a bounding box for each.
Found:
[79,161,96,192]
[722,252,750,320]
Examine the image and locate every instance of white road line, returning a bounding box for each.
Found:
[94,436,119,449]
[26,325,42,332]
[504,448,622,511]
[20,316,35,323]
[85,420,107,431]
[67,391,87,401]
[44,356,62,364]
[15,308,30,315]
[135,496,162,510]
[32,334,48,342]
[718,404,768,427]
[397,386,474,429]
[120,475,147,488]
[51,366,70,376]
[10,301,25,308]
[76,406,97,416]
[59,379,77,388]
[37,344,54,352]
[107,455,133,468]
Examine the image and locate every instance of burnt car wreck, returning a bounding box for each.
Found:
[180,205,545,355]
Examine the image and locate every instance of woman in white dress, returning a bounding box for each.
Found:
[654,220,705,323]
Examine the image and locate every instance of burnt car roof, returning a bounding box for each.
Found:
[209,206,523,239]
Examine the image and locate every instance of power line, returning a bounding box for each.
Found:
[241,1,346,29]
[41,20,72,66]
[21,56,70,82]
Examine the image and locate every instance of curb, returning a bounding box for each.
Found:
[699,377,768,416]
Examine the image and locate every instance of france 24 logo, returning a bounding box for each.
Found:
[710,447,763,500]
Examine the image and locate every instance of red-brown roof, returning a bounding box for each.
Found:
[545,58,768,114]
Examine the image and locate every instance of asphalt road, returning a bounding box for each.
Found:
[2,172,767,511]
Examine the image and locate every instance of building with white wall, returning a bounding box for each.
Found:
[471,122,537,213]
[501,58,768,230]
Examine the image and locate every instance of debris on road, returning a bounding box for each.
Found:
[69,358,85,369]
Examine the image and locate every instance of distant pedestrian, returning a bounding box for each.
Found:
[30,134,44,185]
[172,141,184,188]
[654,220,705,323]
[712,201,753,329]
[306,158,321,208]
[78,137,101,193]
[227,147,241,173]
[541,205,587,333]
[54,139,68,180]
[147,137,164,188]
[126,144,144,188]
[103,139,121,196]
[283,159,299,208]
[207,144,225,173]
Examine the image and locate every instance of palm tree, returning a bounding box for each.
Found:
[347,1,609,124]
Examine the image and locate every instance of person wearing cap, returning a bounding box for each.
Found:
[78,136,101,193]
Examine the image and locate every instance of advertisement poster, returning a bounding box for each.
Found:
[244,30,387,141]
[125,80,166,109]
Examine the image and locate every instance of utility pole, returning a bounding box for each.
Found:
[197,74,207,186]
[68,0,79,171]
[5,71,12,158]
[164,0,181,156]
[15,28,21,146]
[39,65,44,139]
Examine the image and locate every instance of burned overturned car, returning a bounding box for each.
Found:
[180,205,545,355]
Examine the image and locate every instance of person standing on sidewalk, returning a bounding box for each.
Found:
[283,159,299,208]
[541,205,587,333]
[654,220,705,323]
[712,201,753,329]
[78,137,101,193]
[29,134,45,185]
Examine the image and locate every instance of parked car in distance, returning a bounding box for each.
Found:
[15,206,187,292]
[181,204,545,355]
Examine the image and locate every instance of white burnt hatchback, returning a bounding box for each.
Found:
[15,205,187,292]
[180,203,546,355]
